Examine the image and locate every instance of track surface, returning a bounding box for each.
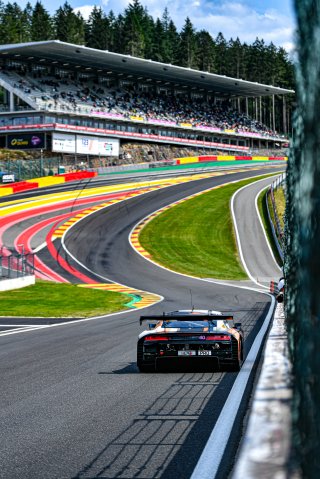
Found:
[0,166,283,479]
[233,176,282,286]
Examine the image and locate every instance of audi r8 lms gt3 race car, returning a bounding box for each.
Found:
[137,310,244,372]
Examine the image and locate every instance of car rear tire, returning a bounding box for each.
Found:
[227,341,243,371]
[229,360,241,372]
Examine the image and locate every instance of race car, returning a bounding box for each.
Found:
[137,310,244,372]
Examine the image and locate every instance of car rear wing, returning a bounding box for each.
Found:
[139,315,234,325]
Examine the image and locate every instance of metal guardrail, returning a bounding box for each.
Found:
[266,172,286,261]
[0,251,34,280]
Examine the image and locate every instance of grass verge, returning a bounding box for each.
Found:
[257,189,283,267]
[0,280,130,317]
[139,174,275,280]
[2,172,277,317]
[273,187,286,230]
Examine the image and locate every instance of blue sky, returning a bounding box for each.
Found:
[14,0,296,52]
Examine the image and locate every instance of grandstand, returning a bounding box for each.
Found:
[0,41,293,165]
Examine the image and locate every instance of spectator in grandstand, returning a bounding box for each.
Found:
[1,66,280,138]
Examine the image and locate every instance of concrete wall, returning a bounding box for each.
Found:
[0,275,35,292]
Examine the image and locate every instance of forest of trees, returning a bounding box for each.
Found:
[0,0,295,92]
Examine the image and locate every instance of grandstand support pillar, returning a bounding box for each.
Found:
[283,95,287,135]
[272,94,276,132]
[259,96,262,123]
[9,90,14,111]
[245,97,249,116]
[269,97,272,129]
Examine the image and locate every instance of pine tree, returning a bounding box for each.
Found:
[227,37,245,78]
[160,9,179,64]
[107,11,117,52]
[54,2,85,44]
[122,0,146,57]
[248,38,266,83]
[151,17,164,61]
[276,47,295,88]
[142,7,155,60]
[21,2,32,42]
[1,2,26,44]
[214,32,227,75]
[112,14,125,53]
[85,6,110,50]
[30,1,53,41]
[178,17,197,68]
[195,30,215,72]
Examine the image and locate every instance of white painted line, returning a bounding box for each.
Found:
[129,173,279,294]
[33,241,52,253]
[232,303,291,479]
[58,186,174,301]
[191,294,275,479]
[125,172,279,479]
[0,170,283,477]
[0,325,49,335]
[230,175,280,289]
[231,184,259,285]
[0,306,141,337]
[191,176,280,478]
[254,184,282,273]
[0,324,43,327]
[0,169,282,341]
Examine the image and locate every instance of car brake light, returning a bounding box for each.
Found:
[206,335,231,340]
[144,335,169,341]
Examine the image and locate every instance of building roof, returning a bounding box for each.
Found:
[0,40,294,98]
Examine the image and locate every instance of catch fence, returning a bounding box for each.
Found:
[0,249,34,279]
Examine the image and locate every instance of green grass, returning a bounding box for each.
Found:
[0,280,130,318]
[2,172,278,317]
[273,187,286,230]
[139,175,274,280]
[257,189,283,267]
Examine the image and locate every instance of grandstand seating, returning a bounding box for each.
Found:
[0,69,280,139]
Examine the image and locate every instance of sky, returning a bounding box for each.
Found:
[14,0,296,53]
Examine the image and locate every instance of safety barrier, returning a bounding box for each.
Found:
[0,249,34,280]
[26,176,65,187]
[266,172,286,262]
[0,180,39,195]
[0,170,98,197]
[55,171,97,181]
[176,155,287,164]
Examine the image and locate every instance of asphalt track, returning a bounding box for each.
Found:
[0,165,284,479]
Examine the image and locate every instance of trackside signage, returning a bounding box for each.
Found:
[7,133,45,150]
[76,135,119,156]
[52,132,119,156]
[52,133,76,153]
[1,174,15,183]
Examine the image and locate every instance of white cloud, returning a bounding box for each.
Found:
[73,5,95,20]
[81,0,296,51]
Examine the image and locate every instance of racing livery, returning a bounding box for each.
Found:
[137,310,244,372]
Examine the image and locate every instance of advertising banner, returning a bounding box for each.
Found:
[76,135,119,156]
[52,133,76,153]
[7,133,45,150]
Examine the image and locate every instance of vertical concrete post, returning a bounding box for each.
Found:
[285,0,320,476]
[9,90,14,111]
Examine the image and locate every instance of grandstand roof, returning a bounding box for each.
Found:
[0,40,294,98]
